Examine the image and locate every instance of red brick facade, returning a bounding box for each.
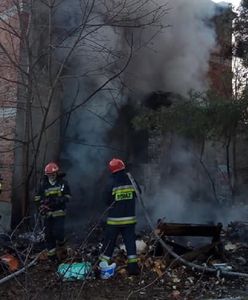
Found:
[0,1,23,204]
[208,6,233,98]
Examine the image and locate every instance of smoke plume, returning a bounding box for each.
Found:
[125,0,217,97]
[51,0,224,229]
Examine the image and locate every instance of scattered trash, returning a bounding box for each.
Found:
[99,261,116,279]
[2,220,248,299]
[18,232,44,243]
[136,240,147,254]
[212,263,233,272]
[119,239,147,255]
[57,262,92,281]
[224,242,238,251]
[226,222,248,243]
[0,254,19,272]
[0,254,39,285]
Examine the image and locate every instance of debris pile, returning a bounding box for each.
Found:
[1,221,248,299]
[226,221,248,243]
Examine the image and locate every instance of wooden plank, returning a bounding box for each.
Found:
[157,222,222,242]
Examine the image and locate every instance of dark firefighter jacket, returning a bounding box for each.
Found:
[34,175,71,217]
[0,176,2,194]
[104,170,140,226]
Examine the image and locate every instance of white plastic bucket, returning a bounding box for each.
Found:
[99,261,116,279]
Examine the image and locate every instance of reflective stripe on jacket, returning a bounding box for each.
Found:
[46,210,66,217]
[34,176,71,217]
[104,170,137,226]
[112,185,135,201]
[44,186,63,197]
[107,216,137,225]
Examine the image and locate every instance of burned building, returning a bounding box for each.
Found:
[0,0,235,231]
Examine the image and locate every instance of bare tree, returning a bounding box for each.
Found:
[0,0,168,226]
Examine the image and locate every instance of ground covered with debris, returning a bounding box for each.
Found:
[1,222,248,300]
[1,264,248,300]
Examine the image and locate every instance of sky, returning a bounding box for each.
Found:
[212,0,241,7]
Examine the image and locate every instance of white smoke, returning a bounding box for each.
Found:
[138,136,247,228]
[144,187,248,226]
[125,0,217,97]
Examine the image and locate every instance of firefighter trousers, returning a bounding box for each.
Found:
[101,224,138,272]
[44,216,65,256]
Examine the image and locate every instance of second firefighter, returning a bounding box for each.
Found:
[100,158,140,275]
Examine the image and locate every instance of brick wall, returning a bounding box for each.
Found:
[0,1,22,201]
[0,1,25,230]
[10,1,62,227]
[208,5,233,99]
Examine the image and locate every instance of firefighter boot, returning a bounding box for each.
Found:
[127,262,140,276]
[56,238,67,261]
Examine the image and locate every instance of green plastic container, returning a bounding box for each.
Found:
[57,262,92,281]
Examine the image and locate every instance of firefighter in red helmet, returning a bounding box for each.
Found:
[108,158,125,173]
[34,162,71,259]
[100,158,140,275]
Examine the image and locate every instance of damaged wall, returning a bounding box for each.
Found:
[53,0,229,229]
[132,4,234,225]
[0,0,236,230]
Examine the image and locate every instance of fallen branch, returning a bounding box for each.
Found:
[127,172,248,279]
[0,253,40,285]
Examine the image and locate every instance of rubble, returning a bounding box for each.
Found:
[0,221,248,299]
[226,222,248,243]
[18,231,45,244]
[212,263,233,272]
[153,220,225,270]
[225,242,238,251]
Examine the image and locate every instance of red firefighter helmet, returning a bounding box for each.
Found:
[108,158,125,173]
[44,162,59,175]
